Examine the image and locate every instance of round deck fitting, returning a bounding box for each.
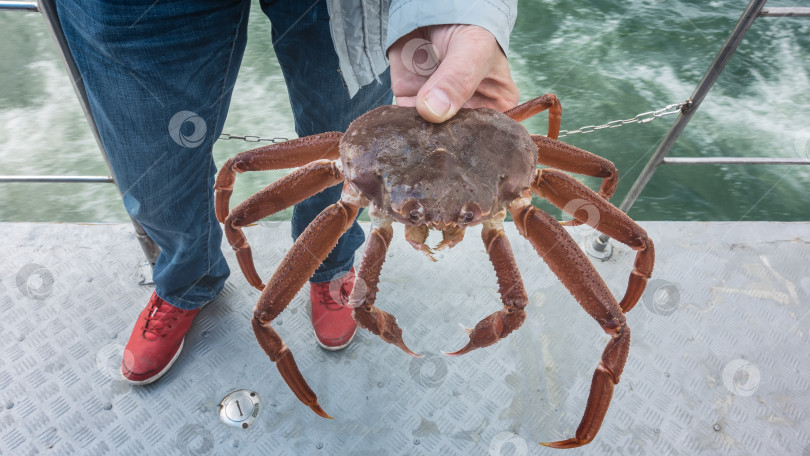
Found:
[219,390,260,429]
[583,233,613,260]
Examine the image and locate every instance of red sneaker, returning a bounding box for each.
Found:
[121,292,200,385]
[310,268,357,351]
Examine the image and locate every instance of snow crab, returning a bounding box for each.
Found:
[214,94,654,448]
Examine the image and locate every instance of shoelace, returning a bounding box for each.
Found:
[142,299,181,337]
[312,281,350,311]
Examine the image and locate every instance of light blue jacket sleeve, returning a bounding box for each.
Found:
[386,0,517,54]
[328,0,517,97]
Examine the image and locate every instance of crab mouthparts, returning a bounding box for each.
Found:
[405,224,466,262]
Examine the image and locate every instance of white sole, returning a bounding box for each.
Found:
[314,329,357,351]
[121,338,185,385]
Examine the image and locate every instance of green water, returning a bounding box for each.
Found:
[1,0,808,223]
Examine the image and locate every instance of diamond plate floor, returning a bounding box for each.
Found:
[1,221,808,456]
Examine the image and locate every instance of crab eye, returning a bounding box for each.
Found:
[399,198,424,223]
[459,202,482,224]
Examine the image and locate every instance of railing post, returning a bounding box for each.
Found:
[586,0,770,259]
[36,0,160,267]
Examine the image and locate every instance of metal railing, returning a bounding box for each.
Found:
[2,0,808,265]
[0,0,160,267]
[585,0,810,259]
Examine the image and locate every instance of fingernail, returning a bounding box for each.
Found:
[423,88,451,119]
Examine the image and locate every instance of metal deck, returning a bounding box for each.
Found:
[1,221,808,455]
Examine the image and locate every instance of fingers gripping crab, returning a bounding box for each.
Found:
[214,94,654,448]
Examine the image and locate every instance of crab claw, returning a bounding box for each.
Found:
[434,226,466,251]
[405,224,436,262]
[411,242,437,262]
[353,306,421,357]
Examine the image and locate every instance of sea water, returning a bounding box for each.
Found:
[0,0,808,223]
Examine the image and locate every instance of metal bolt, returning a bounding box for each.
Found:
[316,442,324,450]
[6,402,13,409]
[376,381,384,388]
[102,403,112,411]
[584,233,613,260]
[713,424,721,432]
[414,439,421,445]
[592,234,609,252]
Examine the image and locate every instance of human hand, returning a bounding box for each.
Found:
[388,24,519,123]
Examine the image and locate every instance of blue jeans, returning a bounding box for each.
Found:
[57,0,392,310]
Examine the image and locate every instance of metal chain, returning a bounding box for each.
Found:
[217,100,691,143]
[558,101,691,138]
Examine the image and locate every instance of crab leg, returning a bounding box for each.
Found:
[503,93,561,139]
[532,169,655,313]
[221,160,344,290]
[509,198,630,449]
[214,132,342,222]
[531,135,618,200]
[252,196,361,419]
[350,220,419,357]
[446,217,528,356]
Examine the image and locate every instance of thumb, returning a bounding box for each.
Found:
[415,37,491,123]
